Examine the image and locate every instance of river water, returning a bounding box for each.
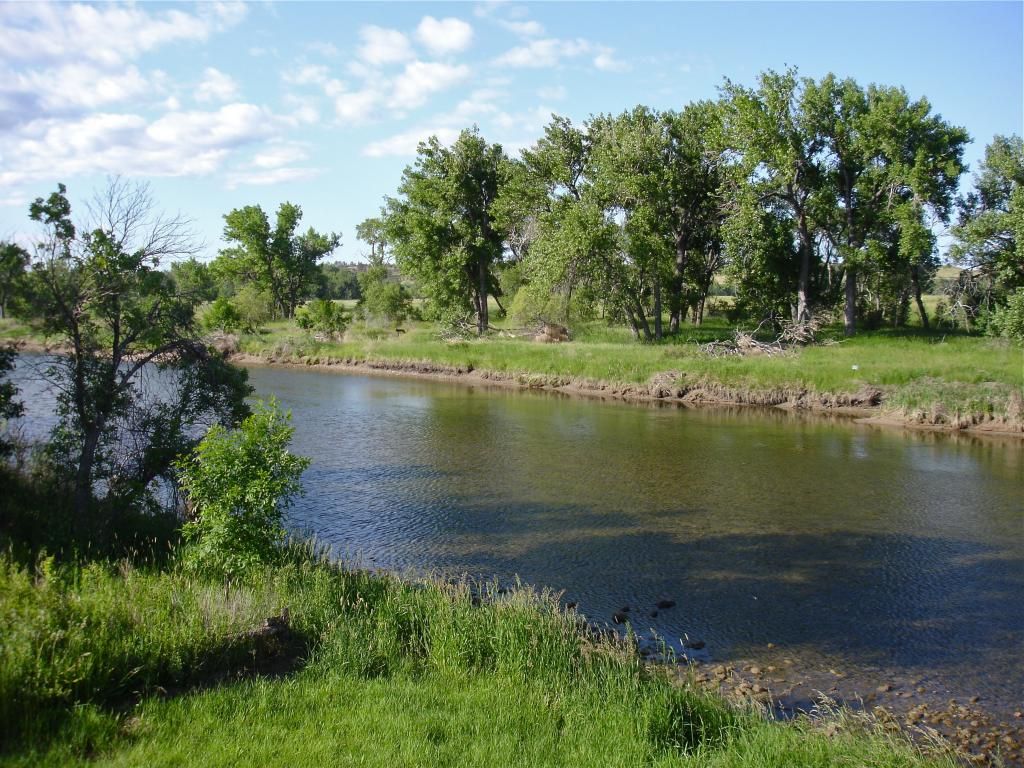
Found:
[9,358,1024,724]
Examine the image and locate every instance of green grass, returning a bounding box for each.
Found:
[240,314,1023,424]
[0,550,954,768]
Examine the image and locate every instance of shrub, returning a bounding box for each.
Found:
[176,400,310,580]
[987,288,1024,341]
[200,297,243,333]
[295,298,347,335]
[232,284,275,332]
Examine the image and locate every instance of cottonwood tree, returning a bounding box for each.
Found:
[951,135,1024,291]
[723,69,827,325]
[221,202,340,318]
[383,128,509,334]
[24,181,251,536]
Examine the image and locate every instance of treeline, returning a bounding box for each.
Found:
[374,68,1022,340]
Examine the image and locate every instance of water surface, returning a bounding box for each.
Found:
[10,359,1024,716]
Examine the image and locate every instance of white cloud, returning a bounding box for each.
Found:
[283,64,331,86]
[195,67,240,103]
[499,19,544,37]
[416,16,473,56]
[0,2,244,68]
[493,105,552,134]
[225,166,320,189]
[1,63,152,116]
[593,47,630,73]
[537,85,567,101]
[357,25,414,66]
[0,102,290,187]
[493,38,592,69]
[334,89,381,123]
[389,61,470,110]
[252,141,308,169]
[363,125,462,158]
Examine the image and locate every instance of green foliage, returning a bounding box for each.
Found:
[177,400,310,579]
[200,297,243,333]
[383,128,509,334]
[21,181,252,528]
[169,258,217,306]
[356,260,413,325]
[318,262,361,300]
[951,135,1024,290]
[295,298,348,336]
[220,202,340,318]
[0,345,23,459]
[987,288,1024,341]
[0,241,30,320]
[231,283,275,332]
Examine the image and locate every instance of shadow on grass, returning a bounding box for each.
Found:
[0,613,316,761]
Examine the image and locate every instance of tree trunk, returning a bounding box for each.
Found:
[73,426,102,535]
[477,258,489,335]
[844,267,857,337]
[911,266,930,330]
[796,212,813,324]
[669,236,689,335]
[653,277,662,341]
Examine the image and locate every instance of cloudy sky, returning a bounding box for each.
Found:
[1,1,1021,262]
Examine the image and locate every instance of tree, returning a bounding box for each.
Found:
[169,257,217,306]
[0,345,23,460]
[177,399,310,579]
[221,202,340,318]
[355,217,388,261]
[0,242,30,320]
[23,181,251,535]
[318,262,362,300]
[723,68,828,325]
[951,135,1024,291]
[384,128,509,334]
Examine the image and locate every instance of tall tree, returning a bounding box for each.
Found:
[23,181,251,535]
[723,68,828,325]
[221,202,340,318]
[384,128,508,334]
[951,135,1024,291]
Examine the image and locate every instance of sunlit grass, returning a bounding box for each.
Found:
[239,313,1022,423]
[0,551,955,768]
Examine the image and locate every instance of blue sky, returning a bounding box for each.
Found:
[1,1,1021,262]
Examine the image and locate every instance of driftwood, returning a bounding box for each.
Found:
[699,317,833,358]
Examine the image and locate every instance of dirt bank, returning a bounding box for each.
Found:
[229,351,1024,439]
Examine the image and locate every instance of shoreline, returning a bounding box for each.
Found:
[226,350,1024,440]
[8,336,1021,439]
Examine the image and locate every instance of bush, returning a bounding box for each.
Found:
[232,284,275,332]
[176,400,310,580]
[295,298,347,336]
[199,297,243,333]
[987,288,1024,341]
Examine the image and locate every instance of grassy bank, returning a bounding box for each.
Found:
[236,318,1023,430]
[0,549,955,768]
[4,314,1021,429]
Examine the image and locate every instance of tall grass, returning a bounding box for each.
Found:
[241,319,1022,422]
[0,550,956,767]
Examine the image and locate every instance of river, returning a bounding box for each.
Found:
[9,358,1024,732]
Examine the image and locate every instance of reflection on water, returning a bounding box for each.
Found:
[242,365,1023,713]
[9,359,1024,714]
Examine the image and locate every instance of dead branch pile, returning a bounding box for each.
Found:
[699,317,833,358]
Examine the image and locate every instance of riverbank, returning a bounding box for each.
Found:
[5,317,1021,436]
[0,549,965,768]
[226,345,1023,439]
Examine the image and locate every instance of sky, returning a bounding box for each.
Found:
[0,1,1021,263]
